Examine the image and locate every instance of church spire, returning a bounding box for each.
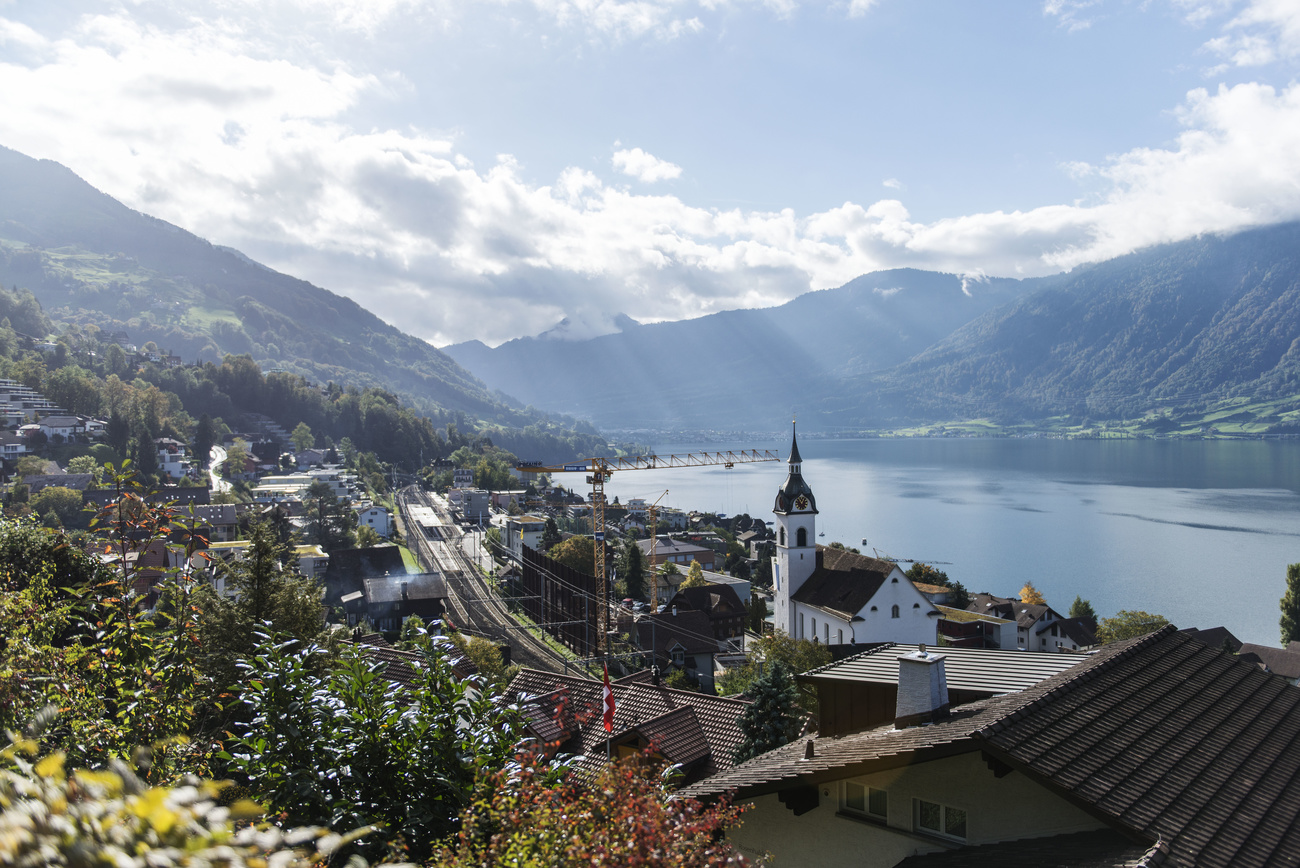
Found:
[774,418,816,515]
[788,419,802,467]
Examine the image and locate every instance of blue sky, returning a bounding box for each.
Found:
[1,1,1298,346]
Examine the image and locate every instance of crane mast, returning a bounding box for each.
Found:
[516,449,780,654]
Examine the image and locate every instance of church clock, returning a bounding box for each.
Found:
[795,495,810,511]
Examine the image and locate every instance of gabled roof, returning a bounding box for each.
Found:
[505,668,750,781]
[668,583,745,618]
[682,626,1300,868]
[791,546,935,620]
[894,830,1161,868]
[800,642,1086,695]
[1237,642,1300,680]
[636,609,718,657]
[362,571,446,604]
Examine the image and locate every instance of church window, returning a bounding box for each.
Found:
[913,603,920,609]
[891,605,900,619]
[838,629,844,644]
[780,527,786,546]
[797,528,807,547]
[824,622,829,643]
[799,612,804,638]
[811,617,817,636]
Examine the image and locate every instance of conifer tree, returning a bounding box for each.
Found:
[733,661,802,764]
[1281,563,1300,644]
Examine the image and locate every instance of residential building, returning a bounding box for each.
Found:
[354,502,391,537]
[155,437,188,480]
[636,536,717,571]
[682,627,1300,868]
[459,489,491,523]
[341,571,446,632]
[634,608,719,691]
[665,583,748,642]
[504,668,750,787]
[505,514,547,562]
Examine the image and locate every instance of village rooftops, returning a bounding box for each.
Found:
[681,626,1300,868]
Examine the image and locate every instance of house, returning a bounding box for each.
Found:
[1237,641,1300,685]
[322,544,410,613]
[681,626,1300,868]
[23,473,93,495]
[935,605,1016,649]
[458,489,491,523]
[771,424,938,648]
[633,608,720,691]
[1034,615,1097,652]
[966,593,1066,652]
[293,448,328,470]
[0,431,26,460]
[155,437,188,480]
[342,571,446,632]
[189,504,239,543]
[505,514,547,562]
[504,667,750,787]
[354,502,391,537]
[636,535,717,572]
[37,415,83,442]
[665,583,748,642]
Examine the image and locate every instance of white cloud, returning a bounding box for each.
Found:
[612,147,683,182]
[1043,0,1102,31]
[5,6,1300,347]
[882,177,902,189]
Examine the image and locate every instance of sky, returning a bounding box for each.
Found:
[1,1,1299,347]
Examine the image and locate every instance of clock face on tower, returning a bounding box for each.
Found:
[795,495,809,511]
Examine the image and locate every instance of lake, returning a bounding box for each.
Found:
[598,437,1300,647]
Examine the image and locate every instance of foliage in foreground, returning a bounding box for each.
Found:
[224,634,524,861]
[0,720,361,868]
[436,754,749,867]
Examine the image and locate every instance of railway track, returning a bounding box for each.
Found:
[397,485,567,673]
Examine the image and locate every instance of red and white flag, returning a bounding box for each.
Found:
[602,663,615,733]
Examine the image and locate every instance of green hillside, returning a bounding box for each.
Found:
[0,145,603,454]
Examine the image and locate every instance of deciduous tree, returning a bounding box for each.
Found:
[1018,581,1046,605]
[681,559,709,589]
[1097,610,1170,644]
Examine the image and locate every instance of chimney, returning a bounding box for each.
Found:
[895,643,950,729]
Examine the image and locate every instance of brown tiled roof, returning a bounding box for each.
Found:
[683,626,1300,868]
[893,829,1160,868]
[1179,626,1243,654]
[635,610,718,658]
[506,668,749,781]
[790,547,918,619]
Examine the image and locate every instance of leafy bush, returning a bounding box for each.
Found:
[224,634,524,861]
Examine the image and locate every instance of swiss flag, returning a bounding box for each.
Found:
[602,663,615,733]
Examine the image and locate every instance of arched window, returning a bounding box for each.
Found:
[797,527,807,547]
[779,527,786,546]
[891,605,900,619]
[811,617,817,636]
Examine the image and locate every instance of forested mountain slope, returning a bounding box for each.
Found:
[0,145,580,436]
[847,223,1300,426]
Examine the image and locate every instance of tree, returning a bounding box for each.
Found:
[681,559,709,589]
[906,562,950,586]
[748,591,769,633]
[1097,610,1170,644]
[733,661,802,763]
[356,525,382,548]
[1070,595,1098,626]
[1281,563,1300,644]
[223,438,251,478]
[716,631,830,717]
[619,538,646,600]
[549,535,598,575]
[944,579,971,611]
[541,516,562,552]
[65,454,102,483]
[192,414,216,470]
[105,411,130,456]
[437,752,749,868]
[15,455,47,478]
[227,635,523,861]
[1018,581,1046,605]
[303,480,356,552]
[289,422,315,453]
[28,486,83,529]
[133,433,159,479]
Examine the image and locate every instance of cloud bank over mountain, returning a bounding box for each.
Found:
[0,1,1298,345]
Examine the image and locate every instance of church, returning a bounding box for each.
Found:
[772,424,938,646]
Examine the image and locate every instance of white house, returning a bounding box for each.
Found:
[505,514,547,561]
[772,424,938,646]
[355,503,391,537]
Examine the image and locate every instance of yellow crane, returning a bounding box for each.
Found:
[516,449,781,653]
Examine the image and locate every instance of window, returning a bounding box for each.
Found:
[844,782,888,820]
[915,799,966,841]
[671,645,685,666]
[797,527,807,547]
[811,617,817,637]
[824,622,829,643]
[799,612,804,638]
[779,527,786,546]
[891,604,900,619]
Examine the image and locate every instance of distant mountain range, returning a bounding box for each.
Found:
[0,145,569,432]
[4,144,1299,437]
[446,223,1300,432]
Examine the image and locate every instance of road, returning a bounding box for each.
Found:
[208,446,231,493]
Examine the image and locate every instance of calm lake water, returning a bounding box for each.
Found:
[599,438,1300,647]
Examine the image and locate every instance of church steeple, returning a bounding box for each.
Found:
[774,420,817,515]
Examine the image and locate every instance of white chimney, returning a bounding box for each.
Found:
[895,644,950,729]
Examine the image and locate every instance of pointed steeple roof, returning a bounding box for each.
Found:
[774,420,816,515]
[788,420,803,466]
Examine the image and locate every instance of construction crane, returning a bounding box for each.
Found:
[516,449,781,654]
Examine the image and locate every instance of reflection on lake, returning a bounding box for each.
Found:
[599,438,1300,646]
